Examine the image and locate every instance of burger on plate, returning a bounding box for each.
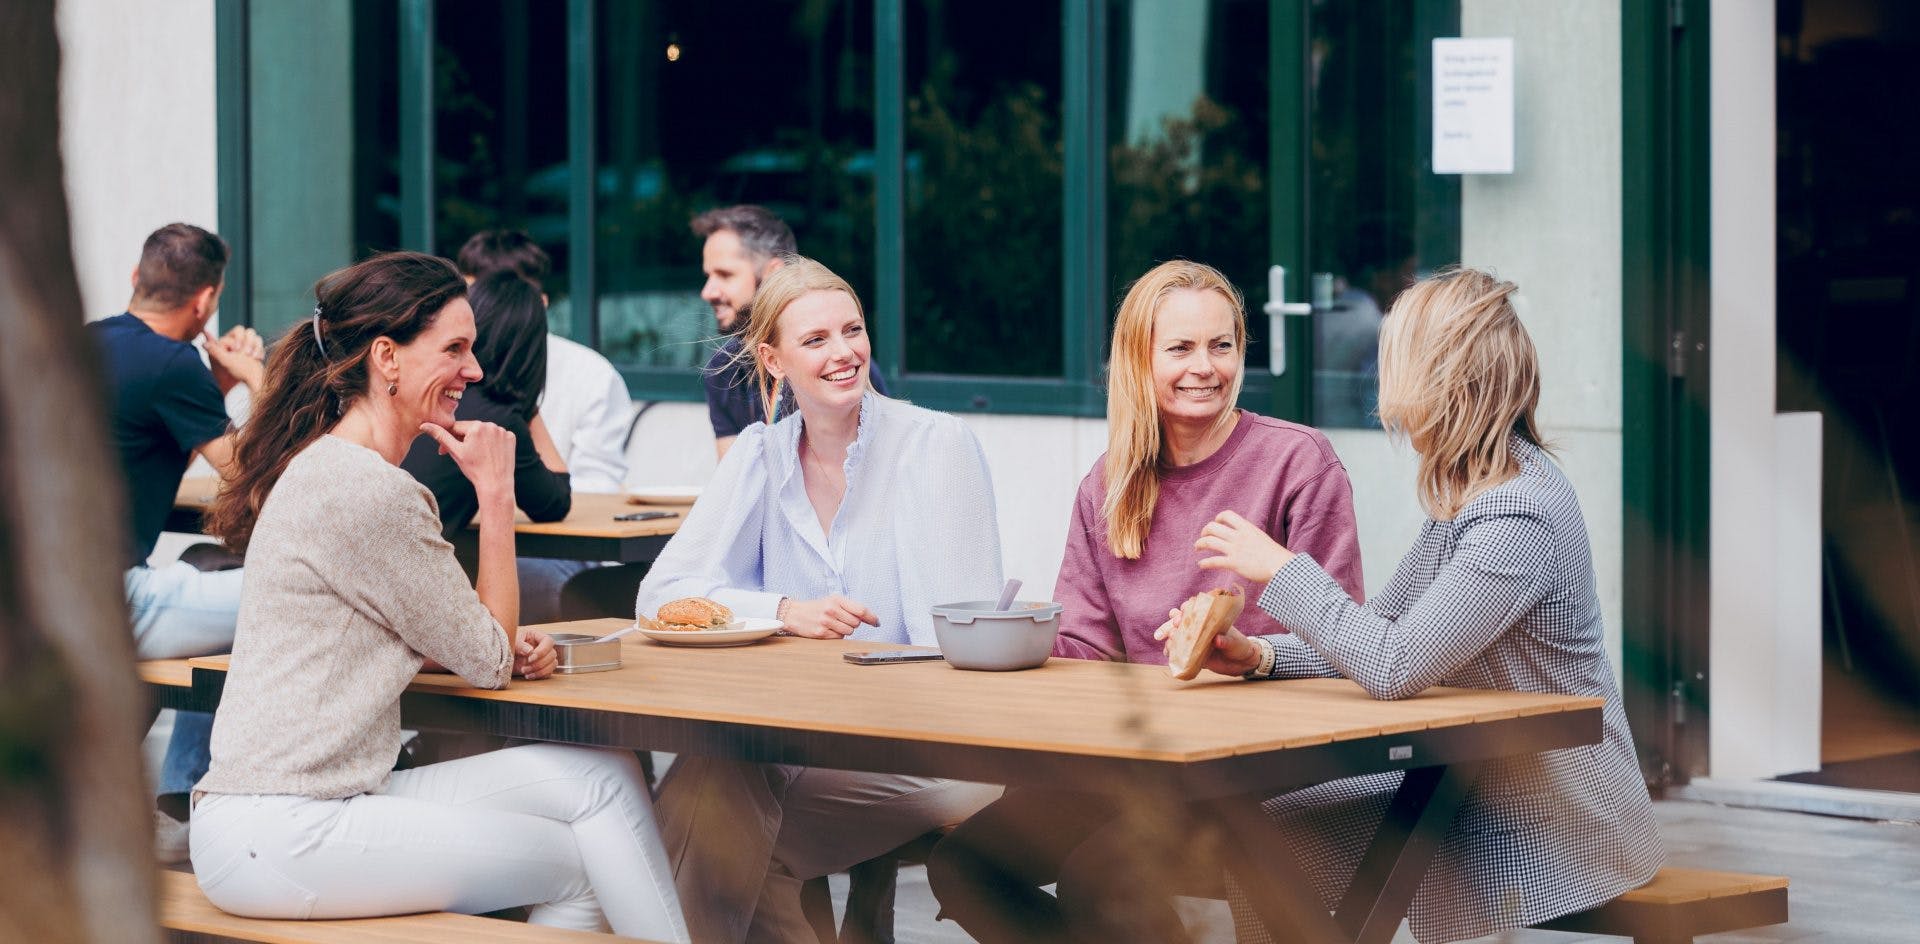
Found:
[654,597,736,632]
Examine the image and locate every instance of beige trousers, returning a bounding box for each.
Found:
[655,755,1002,944]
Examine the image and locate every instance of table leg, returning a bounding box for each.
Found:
[1331,761,1480,944]
[1207,761,1480,944]
[1201,794,1350,944]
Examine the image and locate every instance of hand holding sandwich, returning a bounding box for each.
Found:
[1195,510,1295,584]
[1154,607,1263,677]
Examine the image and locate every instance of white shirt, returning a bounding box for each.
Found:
[541,334,631,493]
[637,393,1004,646]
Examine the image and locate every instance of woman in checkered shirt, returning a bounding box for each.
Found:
[1067,267,1665,943]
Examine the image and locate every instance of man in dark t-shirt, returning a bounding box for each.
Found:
[89,223,262,861]
[691,206,886,456]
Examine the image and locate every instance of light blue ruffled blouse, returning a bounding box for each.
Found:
[636,392,1005,646]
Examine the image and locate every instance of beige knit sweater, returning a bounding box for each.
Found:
[196,435,512,800]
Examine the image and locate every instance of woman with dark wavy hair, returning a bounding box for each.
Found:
[194,252,687,940]
[402,269,569,536]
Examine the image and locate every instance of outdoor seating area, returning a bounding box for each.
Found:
[12,1,1920,943]
[138,636,1799,944]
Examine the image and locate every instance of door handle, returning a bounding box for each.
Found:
[1266,265,1313,376]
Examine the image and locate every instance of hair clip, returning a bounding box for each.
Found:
[310,305,327,359]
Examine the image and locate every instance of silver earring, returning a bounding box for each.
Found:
[387,381,398,396]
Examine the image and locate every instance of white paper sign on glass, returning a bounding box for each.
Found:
[1432,37,1514,175]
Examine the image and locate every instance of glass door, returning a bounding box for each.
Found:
[1105,0,1458,426]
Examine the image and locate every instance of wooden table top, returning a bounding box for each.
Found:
[175,478,683,540]
[188,618,1602,767]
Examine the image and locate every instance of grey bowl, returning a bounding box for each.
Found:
[930,600,1064,671]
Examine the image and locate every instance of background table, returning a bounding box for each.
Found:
[180,618,1604,944]
[171,478,682,564]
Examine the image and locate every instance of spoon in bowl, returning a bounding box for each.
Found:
[995,578,1023,611]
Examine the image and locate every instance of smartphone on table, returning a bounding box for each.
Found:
[615,510,679,522]
[844,647,944,665]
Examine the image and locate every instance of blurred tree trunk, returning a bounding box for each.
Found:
[0,1,163,942]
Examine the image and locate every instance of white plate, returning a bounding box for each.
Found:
[628,486,703,506]
[637,616,782,647]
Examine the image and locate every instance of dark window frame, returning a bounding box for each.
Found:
[215,0,1288,418]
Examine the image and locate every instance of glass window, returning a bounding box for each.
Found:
[1106,0,1274,376]
[242,0,397,341]
[1307,0,1460,428]
[903,0,1064,378]
[432,0,573,306]
[592,0,876,370]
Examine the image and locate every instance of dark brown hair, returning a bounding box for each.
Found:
[455,229,551,290]
[468,270,549,420]
[206,252,466,551]
[130,223,229,310]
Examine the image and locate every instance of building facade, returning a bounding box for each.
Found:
[65,0,1914,793]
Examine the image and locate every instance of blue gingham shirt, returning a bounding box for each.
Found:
[638,392,1004,646]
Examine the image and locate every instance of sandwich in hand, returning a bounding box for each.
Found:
[1164,586,1244,680]
[654,597,735,632]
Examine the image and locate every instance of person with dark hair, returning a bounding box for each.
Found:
[193,252,687,940]
[402,270,570,536]
[691,204,886,459]
[455,229,552,287]
[88,222,263,862]
[456,229,631,495]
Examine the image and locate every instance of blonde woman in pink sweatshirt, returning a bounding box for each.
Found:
[927,259,1364,943]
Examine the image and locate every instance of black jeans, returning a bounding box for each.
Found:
[927,787,1193,944]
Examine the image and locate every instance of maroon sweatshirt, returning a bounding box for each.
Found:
[1052,411,1365,664]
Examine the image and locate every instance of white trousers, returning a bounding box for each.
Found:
[191,744,688,942]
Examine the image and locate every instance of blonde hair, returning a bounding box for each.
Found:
[1376,266,1545,520]
[730,255,868,424]
[1101,260,1248,559]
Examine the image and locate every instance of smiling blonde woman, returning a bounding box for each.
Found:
[926,259,1364,944]
[637,256,1006,943]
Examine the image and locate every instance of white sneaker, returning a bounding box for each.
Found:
[153,809,190,865]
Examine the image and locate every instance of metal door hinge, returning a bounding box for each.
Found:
[1671,0,1686,32]
[1670,680,1687,725]
[1668,331,1687,378]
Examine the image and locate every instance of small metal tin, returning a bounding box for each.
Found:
[549,632,623,674]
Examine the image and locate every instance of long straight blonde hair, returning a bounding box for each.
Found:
[1102,260,1248,559]
[728,255,870,425]
[1376,266,1545,520]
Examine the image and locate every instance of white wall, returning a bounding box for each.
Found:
[1457,0,1626,677]
[1708,0,1782,781]
[58,0,219,322]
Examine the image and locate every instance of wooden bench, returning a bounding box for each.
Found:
[158,869,647,943]
[1534,867,1789,943]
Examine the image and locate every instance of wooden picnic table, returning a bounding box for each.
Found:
[177,617,1606,944]
[171,477,682,564]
